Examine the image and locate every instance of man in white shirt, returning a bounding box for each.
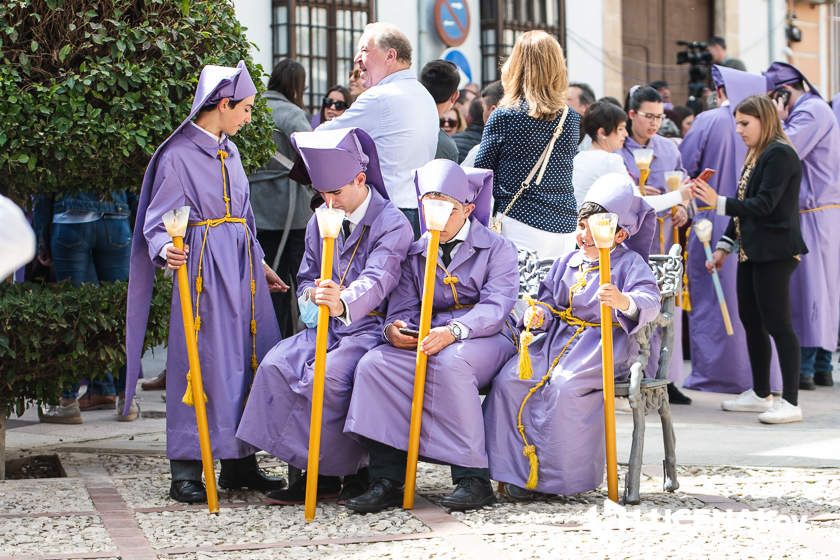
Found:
[318,22,438,237]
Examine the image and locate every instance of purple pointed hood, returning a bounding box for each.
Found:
[764,61,822,99]
[413,159,494,232]
[123,61,257,413]
[711,65,768,109]
[583,172,656,260]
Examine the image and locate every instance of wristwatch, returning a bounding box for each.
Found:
[448,322,463,340]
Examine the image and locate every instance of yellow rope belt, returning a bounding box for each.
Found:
[800,204,840,214]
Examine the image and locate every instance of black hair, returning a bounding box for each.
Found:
[481,80,504,107]
[578,201,609,222]
[648,80,669,92]
[625,85,663,112]
[198,98,243,114]
[268,58,307,109]
[581,100,627,142]
[666,105,694,132]
[319,84,352,123]
[569,82,596,107]
[420,60,460,104]
[598,95,623,108]
[467,97,484,126]
[457,88,474,104]
[708,36,726,49]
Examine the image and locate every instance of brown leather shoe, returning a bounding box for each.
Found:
[78,393,117,411]
[141,369,166,391]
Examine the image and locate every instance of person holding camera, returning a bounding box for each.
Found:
[765,62,840,390]
[693,95,806,424]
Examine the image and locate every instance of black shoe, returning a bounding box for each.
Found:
[169,480,206,504]
[438,477,496,511]
[345,478,404,514]
[218,455,286,493]
[264,471,342,505]
[338,468,370,504]
[814,371,834,387]
[667,383,692,405]
[799,376,817,390]
[501,482,543,501]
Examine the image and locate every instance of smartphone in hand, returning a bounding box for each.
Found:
[696,168,716,182]
[398,327,420,338]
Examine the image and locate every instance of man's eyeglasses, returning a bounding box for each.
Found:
[322,98,349,111]
[439,118,458,128]
[637,112,665,122]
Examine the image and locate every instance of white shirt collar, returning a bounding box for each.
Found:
[190,121,225,144]
[720,99,731,107]
[451,217,471,243]
[345,186,372,227]
[378,67,414,86]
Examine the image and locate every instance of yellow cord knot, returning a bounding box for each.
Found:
[250,279,256,295]
[522,444,539,489]
[194,315,201,332]
[518,330,535,380]
[443,275,459,286]
[251,354,258,372]
[217,149,228,160]
[181,371,208,407]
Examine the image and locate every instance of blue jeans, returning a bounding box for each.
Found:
[52,217,131,398]
[800,347,832,379]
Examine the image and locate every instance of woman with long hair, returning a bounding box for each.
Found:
[249,58,313,338]
[694,95,807,424]
[311,85,352,128]
[474,30,580,260]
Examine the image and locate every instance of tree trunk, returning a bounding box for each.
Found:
[0,407,6,480]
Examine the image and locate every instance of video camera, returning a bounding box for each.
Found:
[676,41,713,66]
[675,40,712,114]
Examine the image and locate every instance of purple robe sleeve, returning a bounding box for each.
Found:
[142,155,187,267]
[615,253,660,335]
[783,103,826,160]
[678,117,709,178]
[384,256,422,329]
[342,222,413,321]
[296,218,321,297]
[455,239,519,338]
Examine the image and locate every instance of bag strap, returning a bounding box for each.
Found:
[499,106,569,217]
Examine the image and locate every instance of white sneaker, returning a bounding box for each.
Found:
[721,390,774,412]
[758,399,803,424]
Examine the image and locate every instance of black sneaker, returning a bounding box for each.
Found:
[345,478,404,514]
[814,371,834,387]
[667,383,692,405]
[263,472,341,505]
[438,477,496,511]
[799,376,816,390]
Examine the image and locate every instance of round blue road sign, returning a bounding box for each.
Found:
[434,0,470,47]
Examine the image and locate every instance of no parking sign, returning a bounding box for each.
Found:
[434,0,470,47]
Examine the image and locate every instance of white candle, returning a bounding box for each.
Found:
[315,206,345,239]
[422,198,454,231]
[694,218,713,244]
[162,206,191,238]
[588,212,619,249]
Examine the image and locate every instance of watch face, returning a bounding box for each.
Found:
[451,324,462,338]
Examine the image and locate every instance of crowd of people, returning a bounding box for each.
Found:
[5,20,839,513]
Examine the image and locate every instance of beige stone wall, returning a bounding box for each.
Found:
[787,1,823,92]
[603,0,624,99]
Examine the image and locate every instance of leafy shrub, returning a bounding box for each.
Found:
[0,0,274,203]
[0,277,172,416]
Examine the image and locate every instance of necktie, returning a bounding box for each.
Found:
[440,239,462,267]
[342,219,352,240]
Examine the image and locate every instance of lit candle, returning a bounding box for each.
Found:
[304,204,345,522]
[587,211,619,503]
[694,219,734,336]
[403,196,454,510]
[162,206,219,514]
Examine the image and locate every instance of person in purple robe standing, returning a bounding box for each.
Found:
[765,62,840,390]
[680,65,781,394]
[344,159,519,513]
[236,127,413,504]
[125,62,287,504]
[483,173,660,499]
[618,85,691,404]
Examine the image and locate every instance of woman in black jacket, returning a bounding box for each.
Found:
[693,95,807,424]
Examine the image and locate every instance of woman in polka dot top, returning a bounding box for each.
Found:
[475,30,581,260]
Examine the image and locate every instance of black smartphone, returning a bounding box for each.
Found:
[770,87,791,107]
[398,327,420,338]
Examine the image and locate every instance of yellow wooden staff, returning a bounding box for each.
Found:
[588,212,620,503]
[403,197,455,510]
[304,205,345,522]
[162,206,219,514]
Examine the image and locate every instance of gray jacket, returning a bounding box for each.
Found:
[249,90,314,231]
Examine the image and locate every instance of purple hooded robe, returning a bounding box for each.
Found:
[125,62,281,460]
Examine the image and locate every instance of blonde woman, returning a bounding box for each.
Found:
[693,95,806,424]
[475,30,580,260]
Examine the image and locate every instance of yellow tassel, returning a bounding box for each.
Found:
[195,276,203,294]
[523,444,539,489]
[181,372,207,407]
[518,330,534,380]
[682,276,692,312]
[194,315,201,332]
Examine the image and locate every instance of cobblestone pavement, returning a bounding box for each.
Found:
[2,452,839,560]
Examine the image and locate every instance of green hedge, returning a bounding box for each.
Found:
[0,277,172,416]
[0,0,274,203]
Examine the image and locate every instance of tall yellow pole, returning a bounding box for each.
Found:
[172,235,219,514]
[598,246,619,503]
[403,228,441,510]
[304,235,335,522]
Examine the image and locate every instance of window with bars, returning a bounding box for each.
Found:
[479,0,566,86]
[272,1,374,113]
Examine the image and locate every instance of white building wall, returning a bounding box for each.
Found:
[738,0,787,73]
[565,0,606,97]
[234,1,273,81]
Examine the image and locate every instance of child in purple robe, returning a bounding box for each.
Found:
[344,159,519,513]
[125,62,286,504]
[236,127,414,504]
[483,172,660,499]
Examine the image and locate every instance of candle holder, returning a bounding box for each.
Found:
[633,148,654,188]
[587,211,620,502]
[162,206,219,514]
[315,206,345,239]
[403,196,454,510]
[694,219,734,336]
[664,171,684,193]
